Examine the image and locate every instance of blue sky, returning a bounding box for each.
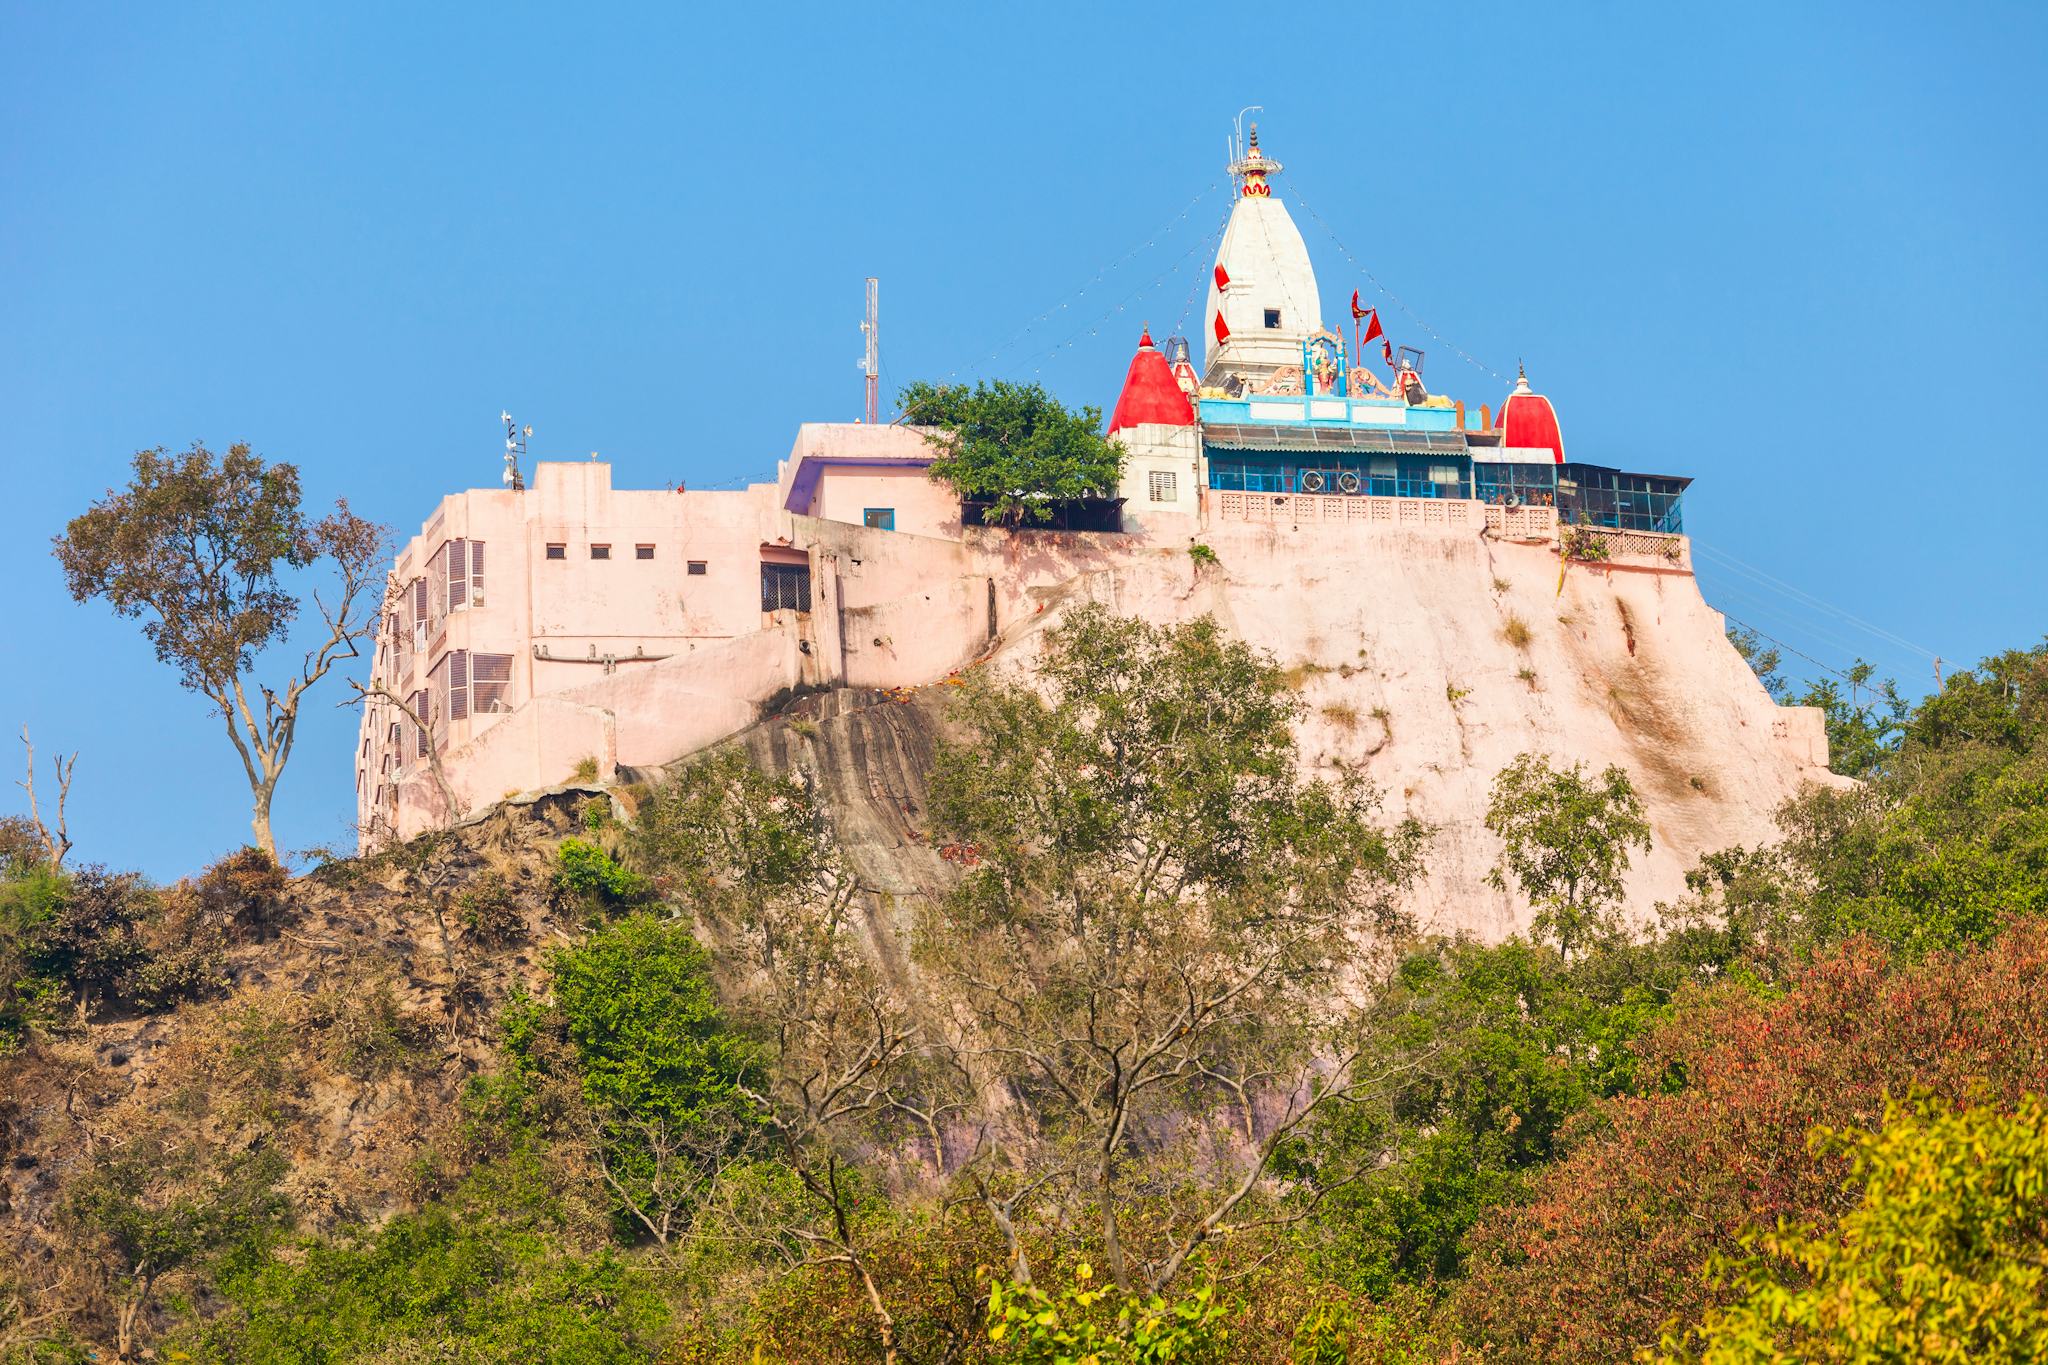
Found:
[3,3,2043,879]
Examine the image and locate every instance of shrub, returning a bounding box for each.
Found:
[316,978,432,1080]
[456,872,526,944]
[1322,702,1360,730]
[571,755,601,784]
[190,846,289,940]
[1501,614,1532,649]
[546,838,652,916]
[1189,543,1220,568]
[1455,923,2048,1362]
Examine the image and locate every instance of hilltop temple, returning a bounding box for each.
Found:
[355,129,1827,935]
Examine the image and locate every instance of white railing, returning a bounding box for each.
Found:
[1212,491,1483,528]
[1484,505,1559,539]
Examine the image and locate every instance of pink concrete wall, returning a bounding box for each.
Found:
[811,467,961,540]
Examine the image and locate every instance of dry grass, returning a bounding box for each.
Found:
[1281,662,1331,691]
[1502,614,1533,649]
[1321,702,1360,730]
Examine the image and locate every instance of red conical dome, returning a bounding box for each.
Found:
[1108,328,1196,434]
[1498,366,1565,463]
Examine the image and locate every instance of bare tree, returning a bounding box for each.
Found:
[345,675,466,833]
[16,726,76,868]
[54,442,386,859]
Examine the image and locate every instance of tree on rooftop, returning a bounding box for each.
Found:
[900,379,1126,527]
[53,442,385,860]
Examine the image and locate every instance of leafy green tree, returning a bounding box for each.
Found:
[53,442,385,858]
[1725,626,1787,701]
[1654,1092,2048,1364]
[1455,921,2048,1364]
[64,1133,289,1360]
[1791,660,1907,779]
[901,379,1126,527]
[1484,755,1650,959]
[925,606,1427,1295]
[533,913,760,1254]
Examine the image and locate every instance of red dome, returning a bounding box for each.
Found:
[1108,328,1196,434]
[1498,368,1565,463]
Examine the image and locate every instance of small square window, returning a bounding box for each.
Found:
[590,544,610,560]
[545,544,566,560]
[687,560,707,575]
[1263,308,1281,329]
[635,544,655,560]
[1148,470,1178,503]
[862,507,895,531]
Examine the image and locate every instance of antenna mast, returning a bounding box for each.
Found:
[860,276,880,424]
[501,411,529,491]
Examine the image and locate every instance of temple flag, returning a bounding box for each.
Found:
[1214,311,1231,344]
[1214,263,1230,290]
[1350,289,1367,322]
[1382,337,1395,364]
[1361,308,1385,346]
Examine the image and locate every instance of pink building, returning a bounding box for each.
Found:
[355,422,980,842]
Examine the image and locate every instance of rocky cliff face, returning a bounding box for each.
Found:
[733,524,1838,942]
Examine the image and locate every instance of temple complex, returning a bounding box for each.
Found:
[355,128,1830,937]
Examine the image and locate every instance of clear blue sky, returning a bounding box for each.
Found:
[3,3,2043,879]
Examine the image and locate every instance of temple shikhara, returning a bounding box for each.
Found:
[356,127,1825,932]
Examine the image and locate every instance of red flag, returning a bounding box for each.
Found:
[1361,308,1385,346]
[1214,311,1231,344]
[1382,337,1394,365]
[1214,263,1230,290]
[1350,288,1366,322]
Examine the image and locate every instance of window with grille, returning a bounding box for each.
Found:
[760,562,811,613]
[687,560,707,575]
[591,544,611,560]
[546,543,566,560]
[412,688,430,757]
[472,653,513,713]
[447,650,469,721]
[1148,470,1178,503]
[635,544,654,560]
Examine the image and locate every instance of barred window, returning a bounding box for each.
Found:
[546,544,566,560]
[412,688,430,758]
[472,653,514,713]
[687,560,707,575]
[760,562,811,613]
[635,544,655,560]
[1148,470,1178,503]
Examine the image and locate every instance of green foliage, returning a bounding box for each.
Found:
[1559,525,1609,562]
[1792,659,1907,778]
[533,914,761,1245]
[1725,625,1787,701]
[1484,754,1650,959]
[1655,1092,2048,1364]
[548,914,759,1133]
[1188,543,1219,568]
[0,863,224,1043]
[901,379,1126,527]
[548,838,653,916]
[195,1182,669,1362]
[1455,922,2048,1362]
[988,1265,1226,1363]
[630,748,834,914]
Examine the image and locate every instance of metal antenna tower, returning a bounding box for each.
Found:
[500,411,530,490]
[860,277,880,424]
